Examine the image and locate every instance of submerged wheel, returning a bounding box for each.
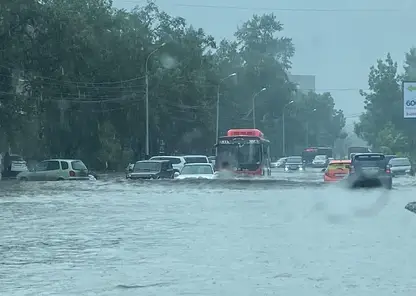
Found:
[19,177,28,181]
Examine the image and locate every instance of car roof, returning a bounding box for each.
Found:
[46,159,82,162]
[390,157,409,161]
[183,163,212,166]
[151,156,184,159]
[354,153,383,157]
[136,160,167,163]
[329,159,351,164]
[183,155,208,158]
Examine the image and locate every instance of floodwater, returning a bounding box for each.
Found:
[1,169,416,296]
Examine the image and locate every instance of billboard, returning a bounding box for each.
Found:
[403,81,416,118]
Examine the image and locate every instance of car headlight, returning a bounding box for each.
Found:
[284,167,288,171]
[405,169,411,173]
[299,167,303,171]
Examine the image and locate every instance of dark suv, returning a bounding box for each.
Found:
[347,153,392,189]
[126,160,174,179]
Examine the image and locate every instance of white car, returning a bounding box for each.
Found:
[312,155,328,168]
[149,156,186,173]
[176,163,215,180]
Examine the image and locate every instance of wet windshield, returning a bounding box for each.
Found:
[181,165,213,175]
[4,1,416,294]
[217,143,261,168]
[134,162,160,171]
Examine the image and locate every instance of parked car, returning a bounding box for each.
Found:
[126,160,174,179]
[347,153,392,189]
[1,154,28,179]
[17,159,89,181]
[388,157,414,176]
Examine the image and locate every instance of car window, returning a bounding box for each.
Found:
[327,163,350,171]
[314,155,327,159]
[134,162,161,171]
[181,165,213,174]
[46,160,60,171]
[60,161,69,170]
[184,157,208,163]
[354,154,385,168]
[151,157,182,164]
[10,155,24,161]
[71,160,87,170]
[35,161,48,171]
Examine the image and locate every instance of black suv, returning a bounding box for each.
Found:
[347,153,392,189]
[126,160,174,179]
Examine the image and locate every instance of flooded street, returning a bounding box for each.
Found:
[1,170,416,296]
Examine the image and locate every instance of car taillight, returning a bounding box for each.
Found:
[386,168,391,174]
[69,170,75,177]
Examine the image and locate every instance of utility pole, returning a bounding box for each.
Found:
[144,43,165,159]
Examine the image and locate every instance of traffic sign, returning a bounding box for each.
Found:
[403,81,416,118]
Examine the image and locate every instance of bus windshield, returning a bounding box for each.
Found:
[216,142,261,170]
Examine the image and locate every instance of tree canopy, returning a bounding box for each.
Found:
[0,0,345,169]
[354,50,416,158]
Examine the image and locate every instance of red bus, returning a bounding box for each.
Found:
[214,129,271,176]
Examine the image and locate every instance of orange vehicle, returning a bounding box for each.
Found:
[323,159,351,182]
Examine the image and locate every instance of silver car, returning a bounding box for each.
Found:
[388,157,414,176]
[17,159,90,181]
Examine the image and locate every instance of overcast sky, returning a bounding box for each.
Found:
[114,0,415,130]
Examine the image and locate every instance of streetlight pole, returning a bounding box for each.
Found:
[252,87,266,128]
[306,108,317,147]
[145,42,166,160]
[215,72,236,145]
[282,100,294,156]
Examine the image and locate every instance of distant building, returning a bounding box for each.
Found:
[288,74,315,94]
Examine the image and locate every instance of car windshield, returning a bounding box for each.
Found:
[184,156,208,163]
[327,163,350,170]
[10,155,24,161]
[389,158,411,166]
[151,157,181,164]
[314,155,326,160]
[181,165,213,175]
[286,157,302,163]
[134,162,161,171]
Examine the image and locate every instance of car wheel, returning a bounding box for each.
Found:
[57,178,65,181]
[20,177,28,181]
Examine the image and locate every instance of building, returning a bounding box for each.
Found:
[288,74,315,94]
